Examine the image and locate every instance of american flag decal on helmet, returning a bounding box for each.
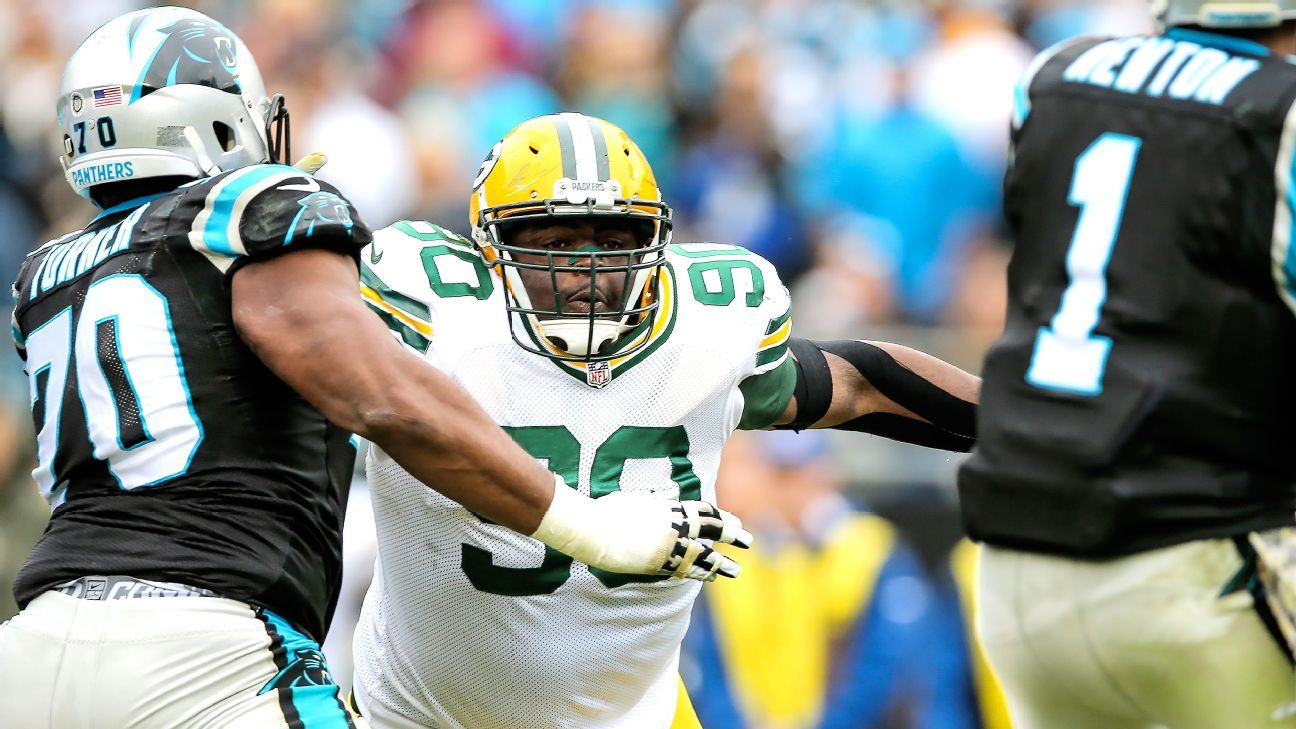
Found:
[92,86,123,107]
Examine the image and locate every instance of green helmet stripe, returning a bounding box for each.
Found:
[553,115,578,181]
[589,118,610,181]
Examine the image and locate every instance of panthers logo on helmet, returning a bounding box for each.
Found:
[137,17,241,94]
[287,191,354,244]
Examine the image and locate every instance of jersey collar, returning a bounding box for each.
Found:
[1164,27,1271,57]
[91,192,167,223]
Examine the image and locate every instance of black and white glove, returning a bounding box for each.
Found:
[530,476,753,582]
[662,501,753,581]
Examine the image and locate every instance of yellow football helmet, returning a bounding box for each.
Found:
[470,113,673,362]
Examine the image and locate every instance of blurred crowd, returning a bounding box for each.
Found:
[0,0,1154,725]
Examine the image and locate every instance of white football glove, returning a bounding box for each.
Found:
[531,477,752,582]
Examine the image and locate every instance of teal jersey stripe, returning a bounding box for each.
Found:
[202,165,294,256]
[1013,74,1030,127]
[263,609,313,649]
[262,611,352,729]
[1287,140,1296,303]
[92,192,165,223]
[1165,27,1270,57]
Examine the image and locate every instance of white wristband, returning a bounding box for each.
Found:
[529,475,676,574]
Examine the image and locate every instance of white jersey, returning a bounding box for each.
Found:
[352,221,795,729]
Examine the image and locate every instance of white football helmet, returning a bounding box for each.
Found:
[57,6,288,205]
[1152,0,1296,28]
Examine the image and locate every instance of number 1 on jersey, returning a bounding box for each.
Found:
[1026,133,1141,396]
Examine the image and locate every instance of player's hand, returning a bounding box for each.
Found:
[662,501,753,581]
[530,481,752,583]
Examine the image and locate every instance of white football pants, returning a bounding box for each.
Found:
[0,589,362,728]
[978,538,1296,729]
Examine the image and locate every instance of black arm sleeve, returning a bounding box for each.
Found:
[782,337,832,431]
[834,412,976,453]
[776,338,977,453]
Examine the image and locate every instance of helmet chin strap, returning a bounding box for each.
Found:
[183,126,222,176]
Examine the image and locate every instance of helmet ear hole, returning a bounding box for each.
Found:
[213,122,235,152]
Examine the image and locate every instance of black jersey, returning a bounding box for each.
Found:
[960,30,1296,557]
[12,164,370,640]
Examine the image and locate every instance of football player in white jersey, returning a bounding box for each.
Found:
[351,113,980,729]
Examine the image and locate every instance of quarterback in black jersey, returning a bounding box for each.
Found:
[0,7,755,728]
[960,0,1296,725]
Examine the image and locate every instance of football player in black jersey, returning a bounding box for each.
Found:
[959,1,1296,725]
[0,7,755,727]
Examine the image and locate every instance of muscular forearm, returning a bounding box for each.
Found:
[776,338,979,452]
[231,249,555,534]
[355,361,556,534]
[833,341,979,436]
[233,249,751,581]
[863,341,980,409]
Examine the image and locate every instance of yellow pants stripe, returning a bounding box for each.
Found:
[671,675,703,729]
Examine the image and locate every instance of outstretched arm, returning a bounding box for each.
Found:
[772,338,980,452]
[234,248,556,532]
[231,248,748,579]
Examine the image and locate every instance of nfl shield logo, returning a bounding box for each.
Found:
[586,361,612,388]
